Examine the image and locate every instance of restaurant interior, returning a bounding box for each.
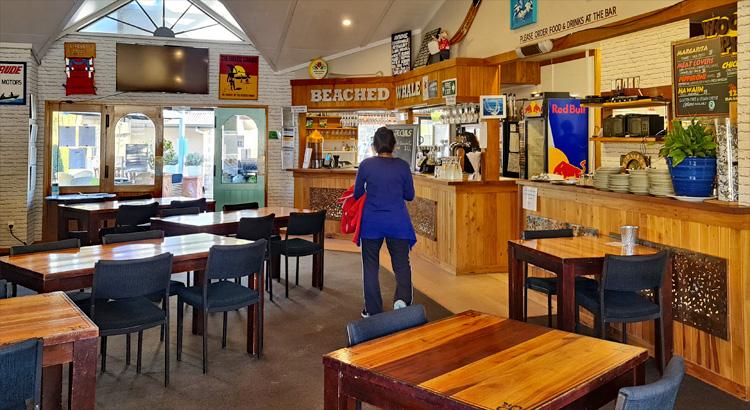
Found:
[0,0,748,408]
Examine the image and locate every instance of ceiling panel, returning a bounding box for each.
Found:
[221,0,295,49]
[0,0,79,52]
[368,0,441,41]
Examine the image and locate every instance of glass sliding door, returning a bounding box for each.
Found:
[213,107,266,209]
[49,104,105,193]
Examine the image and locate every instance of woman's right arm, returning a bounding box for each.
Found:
[353,164,366,199]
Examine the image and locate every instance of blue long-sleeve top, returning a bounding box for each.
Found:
[353,156,417,247]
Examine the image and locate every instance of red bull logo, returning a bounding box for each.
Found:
[553,160,587,178]
[550,103,586,115]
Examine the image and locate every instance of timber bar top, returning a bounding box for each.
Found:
[0,233,249,278]
[150,207,310,227]
[324,311,648,409]
[0,292,98,347]
[509,235,659,260]
[58,196,216,212]
[291,168,519,186]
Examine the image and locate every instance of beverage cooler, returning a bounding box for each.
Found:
[503,92,589,179]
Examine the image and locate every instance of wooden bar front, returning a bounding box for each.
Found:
[516,180,750,401]
[293,169,518,275]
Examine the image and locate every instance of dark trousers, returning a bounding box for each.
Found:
[361,238,413,315]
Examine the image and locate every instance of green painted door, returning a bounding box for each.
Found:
[213,108,266,210]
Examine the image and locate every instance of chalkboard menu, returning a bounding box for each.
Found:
[391,31,411,75]
[387,124,419,170]
[673,37,737,117]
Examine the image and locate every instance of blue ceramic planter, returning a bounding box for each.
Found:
[667,157,716,197]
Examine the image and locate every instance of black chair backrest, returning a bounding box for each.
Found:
[160,207,200,217]
[0,338,43,408]
[602,251,669,293]
[346,305,428,347]
[286,210,326,236]
[521,229,574,240]
[223,202,259,212]
[103,229,165,245]
[170,198,207,212]
[237,214,275,241]
[616,356,684,410]
[10,238,81,256]
[115,202,160,226]
[91,253,173,302]
[205,240,267,281]
[121,193,153,200]
[0,279,6,299]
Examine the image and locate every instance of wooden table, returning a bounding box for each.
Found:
[323,311,649,409]
[0,292,98,410]
[57,196,216,244]
[507,235,672,369]
[150,207,324,289]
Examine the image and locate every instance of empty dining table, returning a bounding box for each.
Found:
[324,310,649,409]
[56,196,216,244]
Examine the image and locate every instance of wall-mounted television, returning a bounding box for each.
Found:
[116,44,209,94]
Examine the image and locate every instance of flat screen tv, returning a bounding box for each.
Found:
[116,44,208,94]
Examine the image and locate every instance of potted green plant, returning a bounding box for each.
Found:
[163,140,179,174]
[184,152,204,177]
[659,119,717,197]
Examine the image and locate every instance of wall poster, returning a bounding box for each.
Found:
[0,61,26,105]
[219,55,259,100]
[511,0,537,30]
[390,31,411,75]
[64,42,96,95]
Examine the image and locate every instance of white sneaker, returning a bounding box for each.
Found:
[393,299,407,310]
[361,309,369,318]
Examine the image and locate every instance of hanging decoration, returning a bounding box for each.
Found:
[219,54,259,100]
[64,42,96,95]
[450,0,483,43]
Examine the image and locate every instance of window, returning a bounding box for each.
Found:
[51,111,101,187]
[79,0,244,42]
[221,115,258,184]
[114,113,156,186]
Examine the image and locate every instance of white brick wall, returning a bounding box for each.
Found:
[0,46,36,246]
[738,0,750,205]
[24,34,294,243]
[598,20,690,168]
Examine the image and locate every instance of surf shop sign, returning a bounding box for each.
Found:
[0,62,26,105]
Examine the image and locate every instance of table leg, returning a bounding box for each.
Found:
[656,258,674,374]
[86,214,101,245]
[507,244,524,320]
[323,365,355,410]
[42,364,63,410]
[69,338,97,410]
[557,262,577,332]
[57,208,68,240]
[313,231,325,290]
[192,270,205,335]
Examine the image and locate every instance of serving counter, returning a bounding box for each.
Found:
[516,180,750,400]
[292,169,519,275]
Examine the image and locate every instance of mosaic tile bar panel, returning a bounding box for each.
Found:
[309,187,437,241]
[524,215,729,340]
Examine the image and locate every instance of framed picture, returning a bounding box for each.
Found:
[427,80,438,99]
[219,54,259,100]
[479,95,507,119]
[510,0,537,30]
[0,61,26,105]
[441,78,457,97]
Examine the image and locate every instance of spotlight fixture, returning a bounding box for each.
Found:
[342,18,352,27]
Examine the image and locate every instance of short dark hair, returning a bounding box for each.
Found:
[372,127,396,154]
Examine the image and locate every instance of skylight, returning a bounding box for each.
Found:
[78,0,245,42]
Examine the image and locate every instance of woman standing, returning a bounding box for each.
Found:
[353,127,416,317]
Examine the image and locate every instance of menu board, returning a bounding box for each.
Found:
[673,37,737,117]
[387,124,419,171]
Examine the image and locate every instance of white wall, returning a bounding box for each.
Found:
[0,33,294,246]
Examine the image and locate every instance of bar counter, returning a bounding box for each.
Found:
[516,180,750,400]
[292,168,519,275]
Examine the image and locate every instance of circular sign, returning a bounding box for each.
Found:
[308,58,328,80]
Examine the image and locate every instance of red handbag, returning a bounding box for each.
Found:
[338,185,366,245]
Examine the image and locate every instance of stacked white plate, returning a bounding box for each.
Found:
[593,167,620,191]
[648,168,674,197]
[608,173,630,193]
[628,169,649,195]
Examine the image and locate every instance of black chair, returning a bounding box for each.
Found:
[99,202,160,239]
[576,251,670,371]
[237,214,277,299]
[176,240,266,374]
[0,338,43,409]
[346,305,427,347]
[521,229,597,327]
[160,206,201,217]
[223,202,259,212]
[121,193,153,200]
[9,239,90,306]
[91,253,173,386]
[615,356,684,410]
[170,198,207,212]
[0,279,6,299]
[272,210,326,298]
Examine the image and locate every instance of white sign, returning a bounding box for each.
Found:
[291,105,307,114]
[310,88,389,103]
[302,148,312,169]
[519,6,618,44]
[522,186,538,212]
[395,81,421,99]
[445,95,457,106]
[0,61,26,105]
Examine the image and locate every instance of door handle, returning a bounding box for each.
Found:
[104,165,109,178]
[213,164,216,177]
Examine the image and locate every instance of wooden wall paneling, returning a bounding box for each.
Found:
[518,181,750,400]
[499,61,541,85]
